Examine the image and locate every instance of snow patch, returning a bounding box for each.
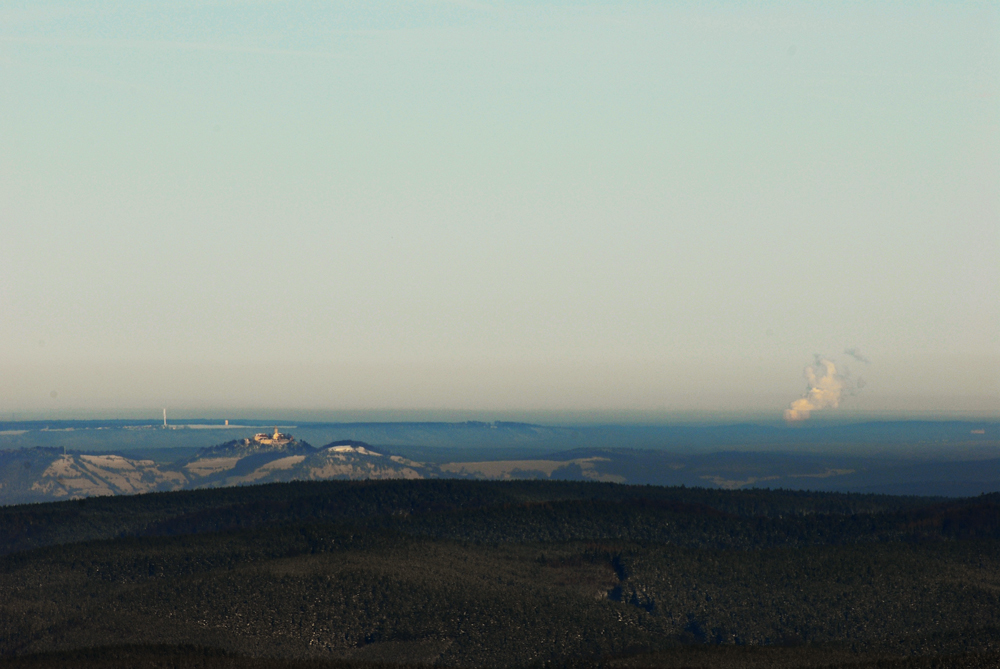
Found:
[328,445,382,456]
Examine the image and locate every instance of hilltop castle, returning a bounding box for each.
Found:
[247,427,293,446]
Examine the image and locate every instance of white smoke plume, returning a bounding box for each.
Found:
[844,347,870,364]
[784,357,849,422]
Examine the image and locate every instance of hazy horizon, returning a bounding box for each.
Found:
[2,2,997,421]
[4,407,999,427]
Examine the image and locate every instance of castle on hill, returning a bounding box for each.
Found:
[245,427,293,446]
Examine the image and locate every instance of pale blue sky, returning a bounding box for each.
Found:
[1,2,997,419]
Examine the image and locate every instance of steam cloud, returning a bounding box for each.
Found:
[784,357,849,422]
[844,347,870,364]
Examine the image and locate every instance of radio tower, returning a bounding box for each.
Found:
[163,408,167,428]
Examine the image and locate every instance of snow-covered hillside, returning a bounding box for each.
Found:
[0,439,443,505]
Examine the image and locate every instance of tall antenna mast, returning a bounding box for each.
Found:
[163,408,167,428]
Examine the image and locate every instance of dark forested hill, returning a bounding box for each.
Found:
[1,480,999,668]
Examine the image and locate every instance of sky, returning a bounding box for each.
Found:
[1,1,997,421]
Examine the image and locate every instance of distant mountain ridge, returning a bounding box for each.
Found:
[0,449,186,502]
[0,438,446,505]
[2,424,1000,505]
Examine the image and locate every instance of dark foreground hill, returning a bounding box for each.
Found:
[2,480,1000,668]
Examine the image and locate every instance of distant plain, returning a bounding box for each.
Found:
[2,419,998,503]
